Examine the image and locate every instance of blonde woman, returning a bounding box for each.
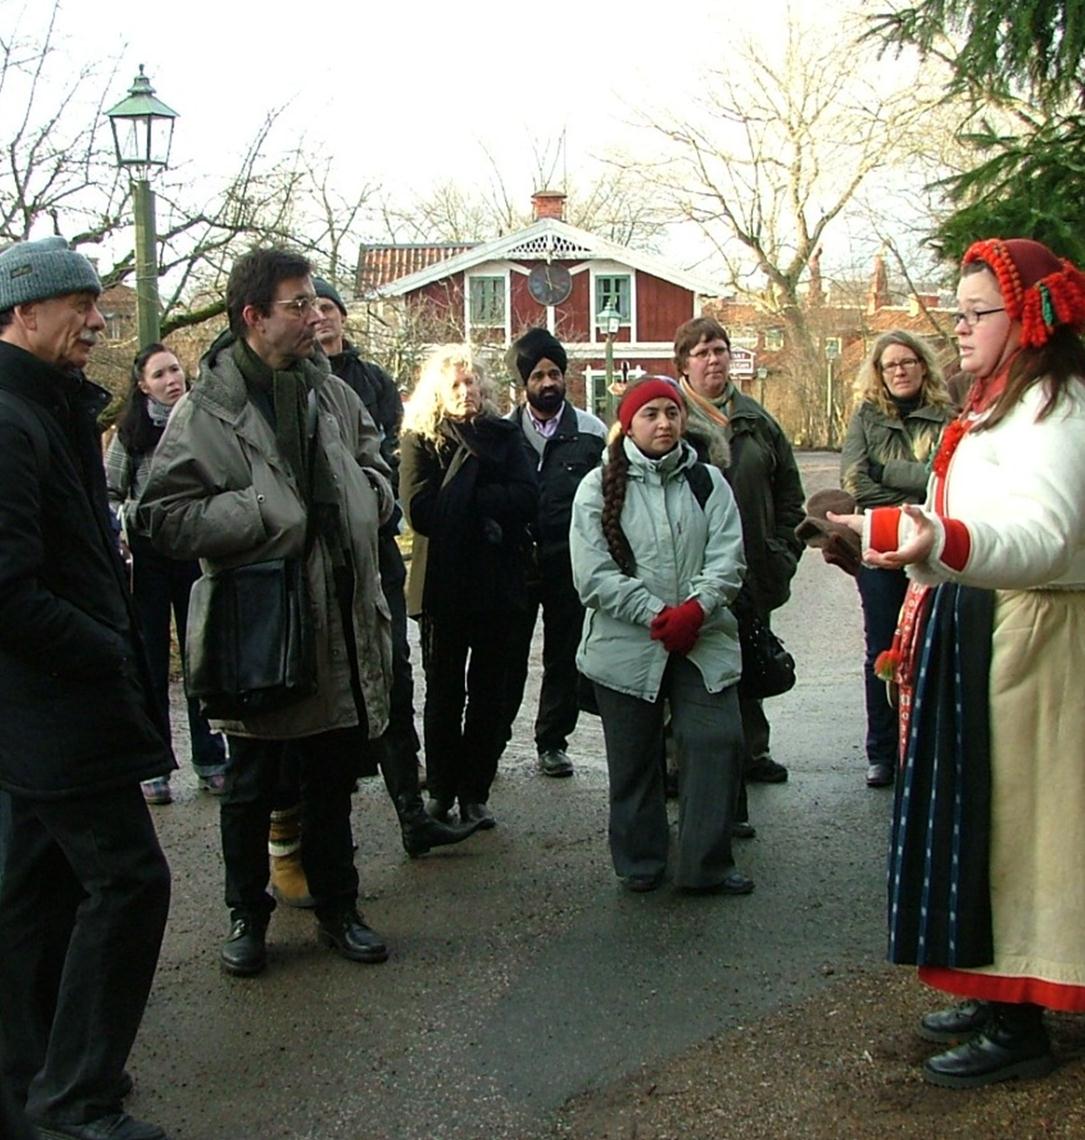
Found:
[400,347,538,828]
[840,331,954,787]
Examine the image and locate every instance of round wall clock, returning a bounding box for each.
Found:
[527,263,572,306]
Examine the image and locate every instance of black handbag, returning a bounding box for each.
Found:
[737,610,796,699]
[185,557,318,720]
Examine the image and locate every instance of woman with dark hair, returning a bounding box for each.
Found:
[570,378,750,894]
[105,343,227,804]
[840,330,954,788]
[834,238,1085,1087]
[399,345,537,829]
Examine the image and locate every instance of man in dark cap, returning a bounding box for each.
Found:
[0,237,173,1140]
[506,327,607,777]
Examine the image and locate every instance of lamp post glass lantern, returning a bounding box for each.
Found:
[106,66,178,346]
[597,303,621,422]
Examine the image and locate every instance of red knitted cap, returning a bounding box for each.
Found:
[963,237,1085,347]
[617,378,683,433]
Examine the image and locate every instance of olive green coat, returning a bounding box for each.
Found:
[841,400,953,510]
[137,341,393,741]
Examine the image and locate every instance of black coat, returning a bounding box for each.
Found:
[0,342,172,799]
[509,402,606,561]
[400,415,538,620]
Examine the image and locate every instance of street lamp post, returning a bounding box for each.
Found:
[597,302,621,422]
[105,66,178,347]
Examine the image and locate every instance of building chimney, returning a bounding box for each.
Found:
[867,253,890,314]
[808,246,824,307]
[532,190,566,222]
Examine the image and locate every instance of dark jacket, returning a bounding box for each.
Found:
[0,341,172,798]
[840,399,952,509]
[688,389,805,614]
[400,415,538,620]
[328,343,401,481]
[508,401,606,561]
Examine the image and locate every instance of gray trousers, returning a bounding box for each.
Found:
[594,656,744,889]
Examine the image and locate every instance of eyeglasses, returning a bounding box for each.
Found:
[879,357,921,374]
[688,344,730,360]
[951,306,1005,328]
[272,295,320,316]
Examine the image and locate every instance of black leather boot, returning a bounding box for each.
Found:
[918,998,992,1043]
[396,794,482,857]
[220,913,268,976]
[316,907,389,963]
[923,1002,1055,1088]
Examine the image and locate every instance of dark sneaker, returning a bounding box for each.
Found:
[538,749,574,777]
[34,1111,168,1139]
[746,756,788,783]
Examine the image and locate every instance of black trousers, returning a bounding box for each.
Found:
[0,786,170,1126]
[505,549,584,755]
[222,730,361,922]
[420,609,516,806]
[129,533,226,776]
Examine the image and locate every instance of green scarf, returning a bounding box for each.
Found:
[232,338,345,567]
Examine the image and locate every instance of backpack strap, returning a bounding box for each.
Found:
[0,389,49,477]
[685,461,713,511]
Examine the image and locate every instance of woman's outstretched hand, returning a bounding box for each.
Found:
[827,504,936,569]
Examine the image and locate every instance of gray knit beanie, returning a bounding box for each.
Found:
[313,277,347,316]
[0,237,102,311]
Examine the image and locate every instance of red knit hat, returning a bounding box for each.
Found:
[962,238,1085,347]
[617,377,683,433]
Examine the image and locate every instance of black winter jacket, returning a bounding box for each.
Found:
[508,402,606,561]
[400,416,538,620]
[0,342,172,798]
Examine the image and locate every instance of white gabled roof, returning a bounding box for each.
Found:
[372,217,724,298]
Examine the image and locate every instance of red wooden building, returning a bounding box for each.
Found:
[357,192,725,416]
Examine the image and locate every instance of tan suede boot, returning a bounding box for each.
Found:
[268,806,315,909]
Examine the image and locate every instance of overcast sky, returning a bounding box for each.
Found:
[45,0,808,203]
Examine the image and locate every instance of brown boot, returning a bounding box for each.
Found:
[269,807,315,909]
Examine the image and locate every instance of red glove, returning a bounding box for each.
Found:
[650,599,704,655]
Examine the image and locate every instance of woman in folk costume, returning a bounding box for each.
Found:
[834,238,1085,1088]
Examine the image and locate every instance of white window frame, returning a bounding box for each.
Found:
[467,273,507,328]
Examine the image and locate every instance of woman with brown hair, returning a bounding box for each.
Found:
[835,238,1085,1088]
[840,330,954,787]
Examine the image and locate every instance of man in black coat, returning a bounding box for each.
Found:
[505,328,607,777]
[0,237,173,1140]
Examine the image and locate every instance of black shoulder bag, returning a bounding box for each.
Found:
[184,392,320,719]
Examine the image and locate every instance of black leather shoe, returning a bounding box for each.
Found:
[34,1111,168,1139]
[732,820,757,840]
[680,871,755,895]
[398,797,482,857]
[866,762,894,787]
[918,999,992,1044]
[923,1009,1055,1088]
[746,756,788,783]
[459,802,496,829]
[317,908,389,964]
[538,749,574,777]
[220,914,267,976]
[623,871,664,892]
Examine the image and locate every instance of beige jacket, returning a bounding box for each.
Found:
[137,339,393,740]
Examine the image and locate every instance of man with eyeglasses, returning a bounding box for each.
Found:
[139,248,396,976]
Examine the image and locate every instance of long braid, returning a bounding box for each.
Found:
[600,434,635,575]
